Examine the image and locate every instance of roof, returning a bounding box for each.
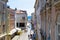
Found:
[16,10,27,15]
[7,8,15,14]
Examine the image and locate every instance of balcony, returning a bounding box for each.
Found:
[40,8,43,13]
[46,0,52,9]
[46,2,51,7]
[2,0,8,2]
[54,0,60,6]
[40,5,46,13]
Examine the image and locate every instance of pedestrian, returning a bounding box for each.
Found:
[33,32,36,40]
[28,35,30,40]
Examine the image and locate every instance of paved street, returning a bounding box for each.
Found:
[12,32,29,40]
[12,22,33,40]
[12,27,31,40]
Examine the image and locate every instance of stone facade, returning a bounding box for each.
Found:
[34,0,42,40]
[34,0,60,40]
[7,8,15,33]
[0,0,8,40]
[40,0,60,40]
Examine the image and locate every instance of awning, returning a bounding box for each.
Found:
[0,34,7,38]
[15,28,21,31]
[8,29,17,35]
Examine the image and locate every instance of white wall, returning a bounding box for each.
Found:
[15,13,27,28]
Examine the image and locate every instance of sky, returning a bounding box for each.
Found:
[28,16,31,20]
[7,0,35,16]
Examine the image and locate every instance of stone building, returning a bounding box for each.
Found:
[7,7,15,33]
[0,0,8,40]
[40,0,60,40]
[34,0,42,40]
[34,0,60,40]
[5,7,17,40]
[15,10,27,30]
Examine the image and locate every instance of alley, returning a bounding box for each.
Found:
[12,32,29,40]
[12,22,34,40]
[1,0,60,40]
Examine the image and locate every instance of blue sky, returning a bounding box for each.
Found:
[7,0,35,16]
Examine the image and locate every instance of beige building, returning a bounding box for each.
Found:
[15,10,27,30]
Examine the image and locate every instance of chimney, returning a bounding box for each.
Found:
[15,8,17,11]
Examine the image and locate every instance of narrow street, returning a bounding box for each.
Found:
[12,32,29,40]
[12,22,34,40]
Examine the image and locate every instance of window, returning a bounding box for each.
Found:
[22,17,25,20]
[3,25,5,33]
[16,23,25,28]
[58,35,60,40]
[3,4,5,9]
[16,23,19,27]
[57,14,60,40]
[19,23,25,27]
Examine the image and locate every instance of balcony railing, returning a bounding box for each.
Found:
[54,0,60,2]
[54,0,60,5]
